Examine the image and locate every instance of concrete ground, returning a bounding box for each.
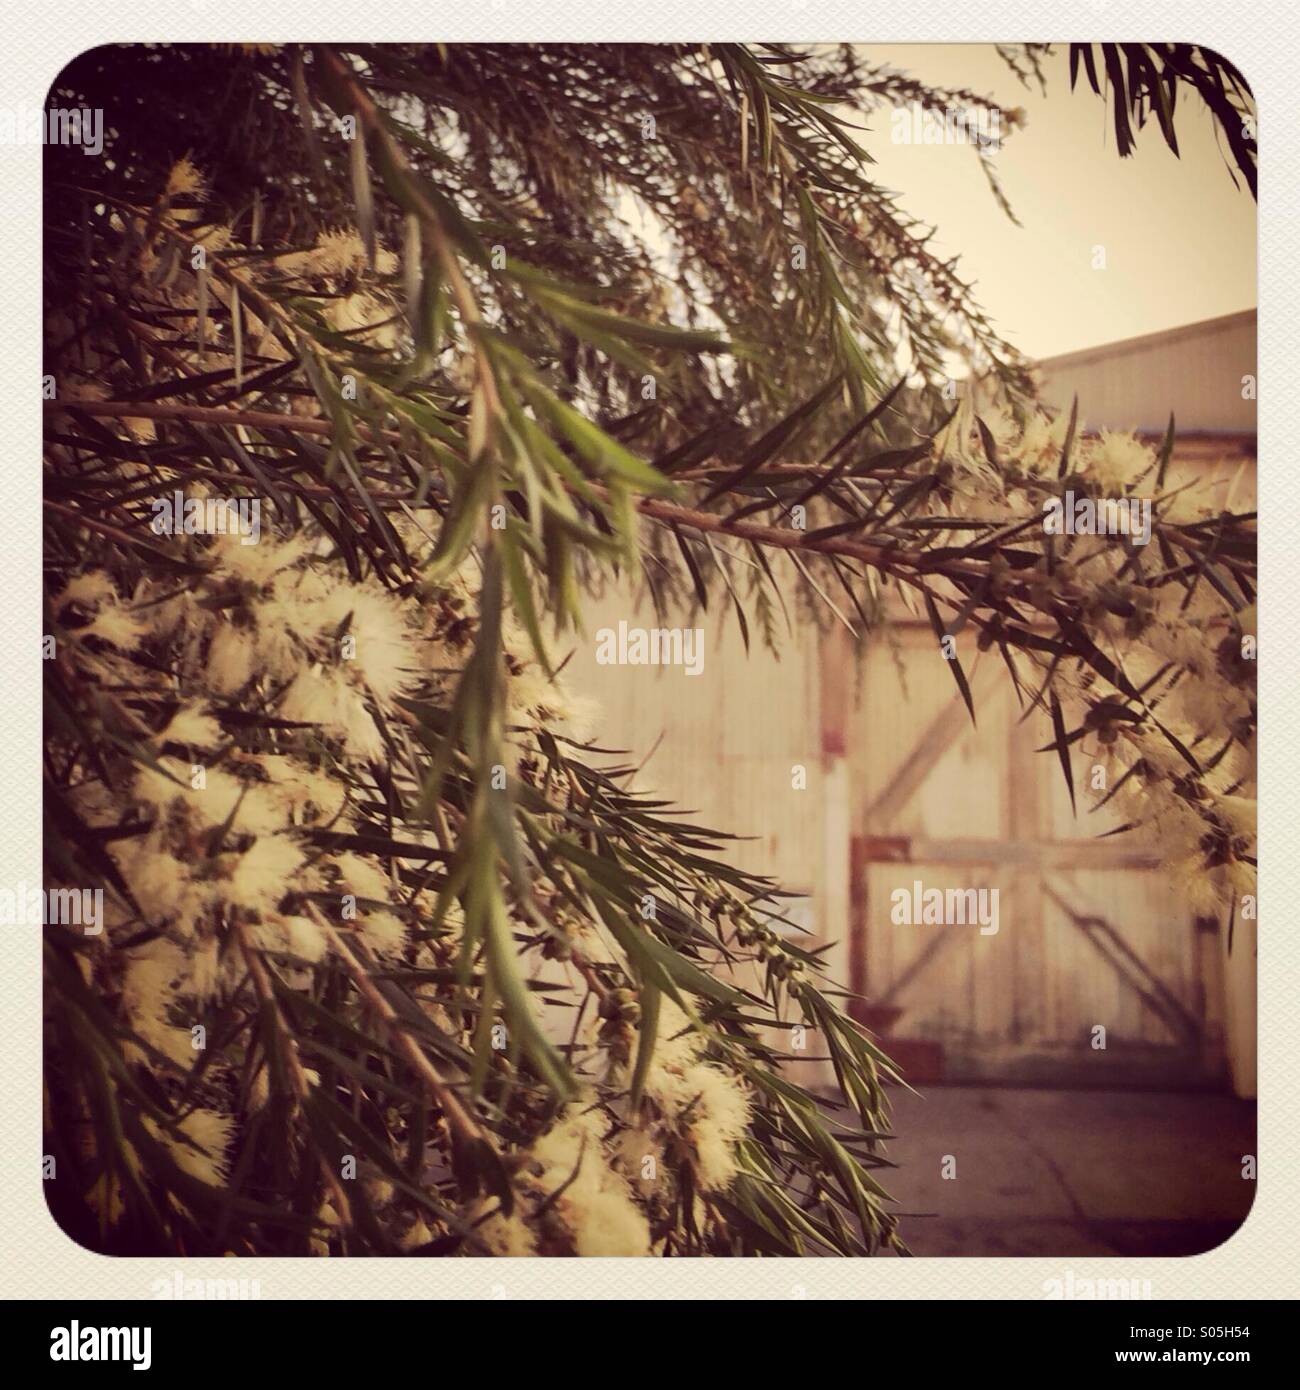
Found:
[873,1086,1256,1256]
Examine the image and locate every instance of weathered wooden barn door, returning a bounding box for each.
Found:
[844,627,1227,1089]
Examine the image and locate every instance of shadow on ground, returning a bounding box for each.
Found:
[873,1086,1256,1257]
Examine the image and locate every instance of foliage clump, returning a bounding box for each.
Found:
[43,43,1254,1257]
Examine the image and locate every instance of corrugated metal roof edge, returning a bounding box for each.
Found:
[1037,308,1257,372]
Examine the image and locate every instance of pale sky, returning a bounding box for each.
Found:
[860,44,1257,361]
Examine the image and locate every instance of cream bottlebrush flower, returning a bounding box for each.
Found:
[278,228,396,282]
[254,580,332,679]
[1084,431,1152,495]
[166,156,207,200]
[1017,410,1069,476]
[277,227,400,352]
[524,1105,652,1257]
[1126,723,1202,781]
[161,705,225,751]
[1226,857,1257,901]
[309,1199,344,1256]
[188,936,222,1000]
[84,603,150,651]
[261,564,417,749]
[973,401,1019,456]
[680,1063,752,1191]
[651,996,707,1068]
[228,835,307,913]
[356,910,408,958]
[614,1125,664,1199]
[641,999,751,1193]
[333,852,407,957]
[1212,794,1256,843]
[506,666,560,726]
[211,531,311,591]
[135,581,197,648]
[70,777,121,829]
[473,1204,539,1257]
[113,834,216,936]
[1172,861,1236,918]
[198,769,289,838]
[506,663,600,743]
[142,1108,233,1187]
[1142,795,1215,868]
[58,571,118,610]
[1142,619,1211,677]
[57,572,150,650]
[260,756,351,825]
[279,668,386,760]
[1200,741,1255,798]
[326,291,400,350]
[269,914,330,965]
[192,223,234,253]
[334,850,394,902]
[132,757,287,838]
[645,1056,752,1192]
[200,537,324,686]
[309,582,416,704]
[208,625,258,694]
[1176,671,1252,734]
[120,938,201,1067]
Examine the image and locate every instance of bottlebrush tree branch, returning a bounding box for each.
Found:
[42,41,1254,1261]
